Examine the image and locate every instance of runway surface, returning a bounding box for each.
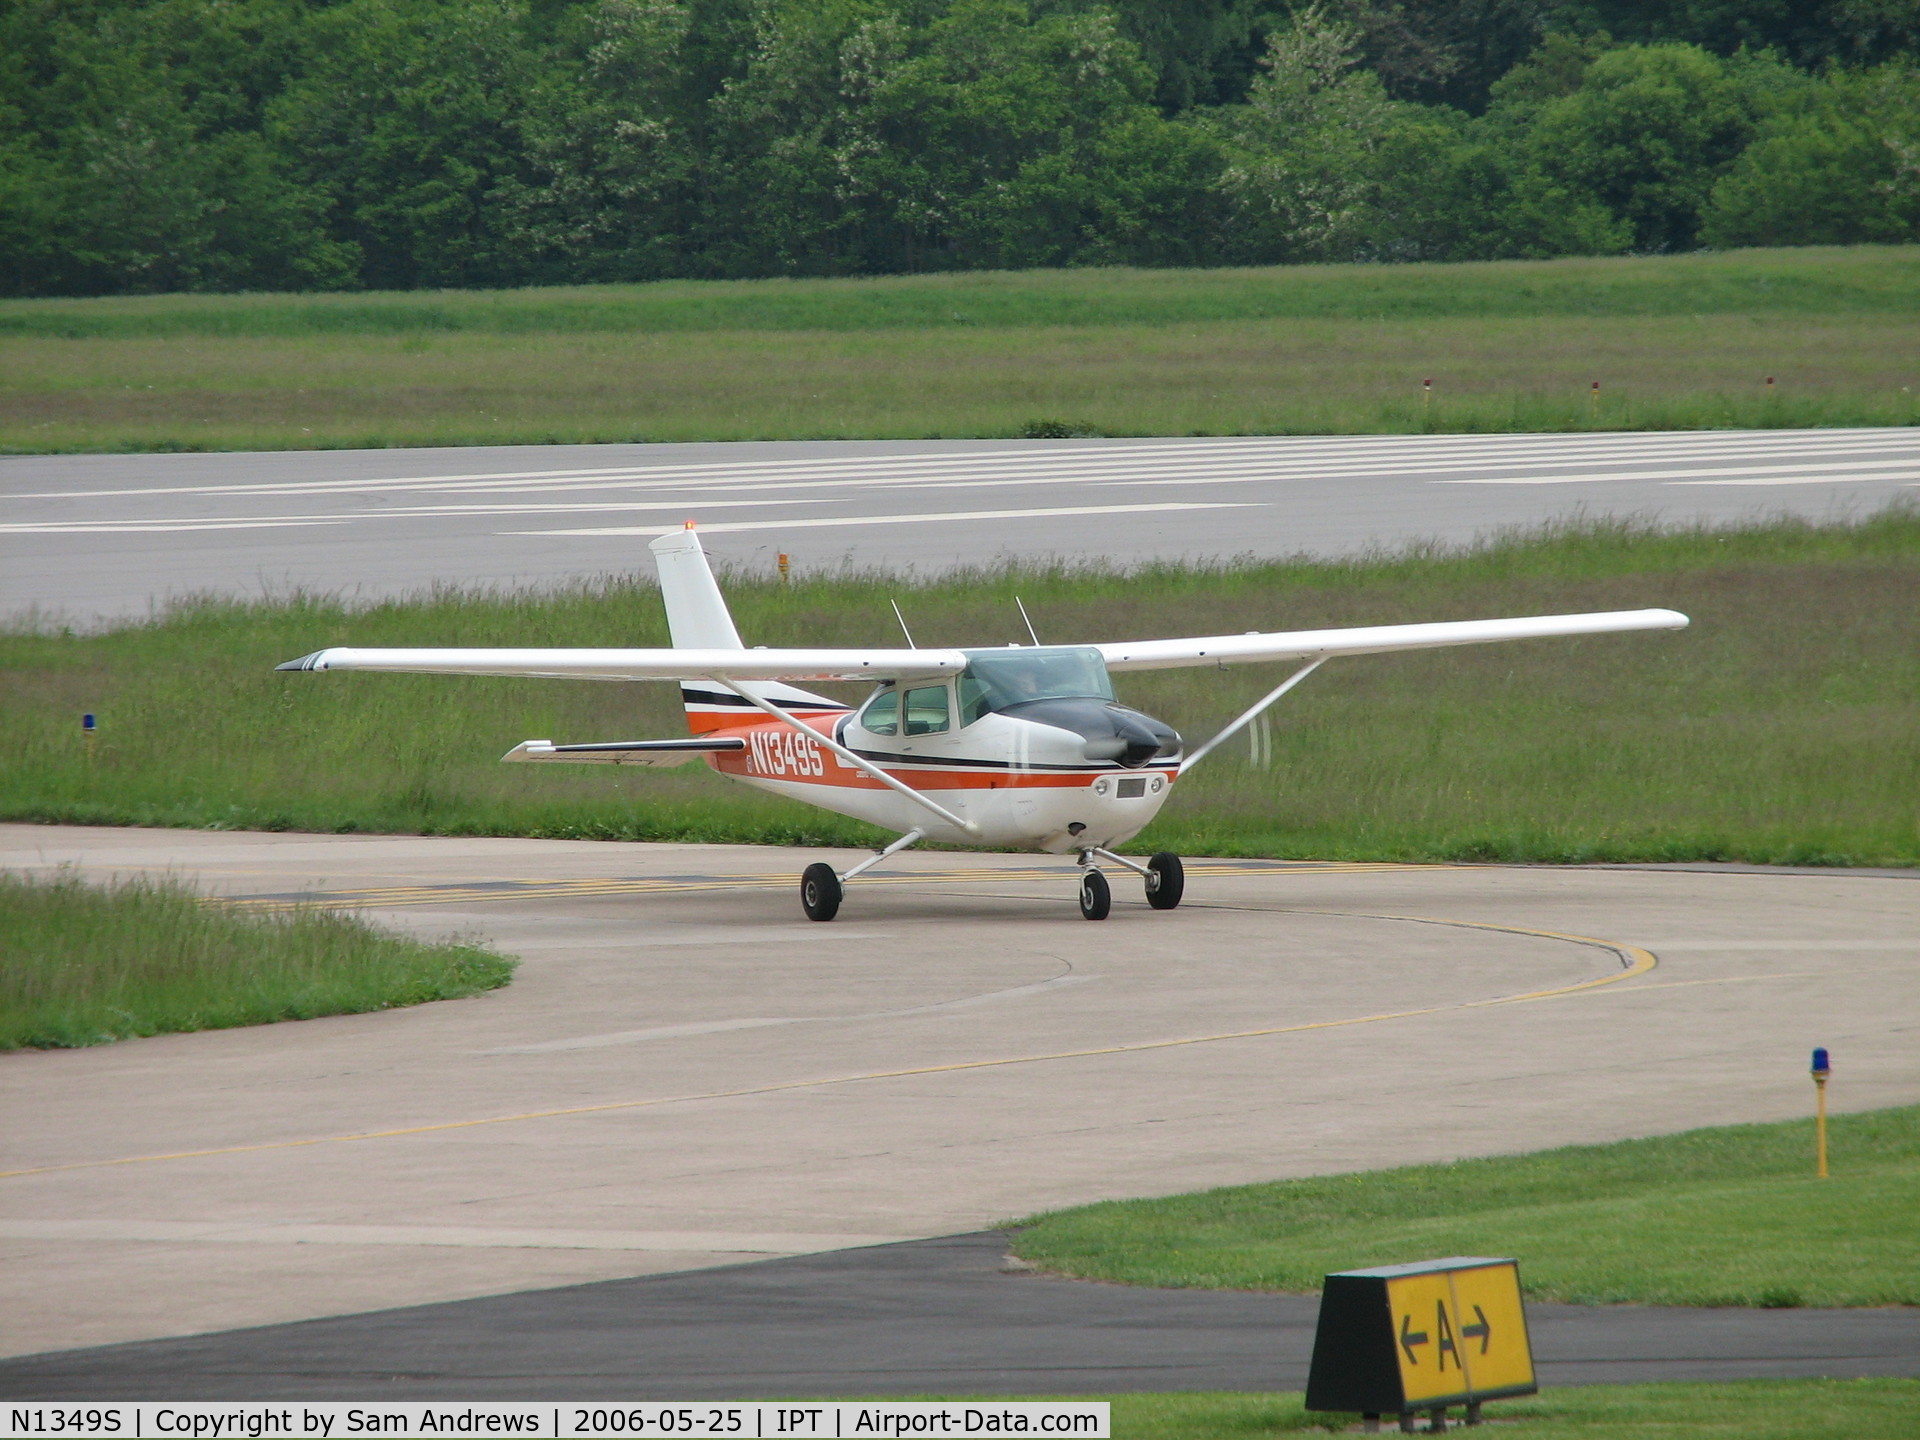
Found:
[3,825,1915,1369]
[7,1232,1917,1400]
[6,427,1919,624]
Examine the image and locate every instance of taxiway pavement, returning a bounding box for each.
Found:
[2,824,1915,1365]
[8,1232,1918,1400]
[6,427,1919,625]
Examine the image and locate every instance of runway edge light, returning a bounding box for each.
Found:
[1305,1256,1537,1434]
[1812,1046,1832,1179]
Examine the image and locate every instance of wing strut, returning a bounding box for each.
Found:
[718,681,983,837]
[1178,658,1326,776]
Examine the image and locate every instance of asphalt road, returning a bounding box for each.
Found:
[6,1232,1916,1401]
[6,428,1920,625]
[4,827,1915,1369]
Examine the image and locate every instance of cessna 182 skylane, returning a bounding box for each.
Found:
[278,525,1688,921]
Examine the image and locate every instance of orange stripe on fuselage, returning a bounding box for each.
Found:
[700,719,1175,792]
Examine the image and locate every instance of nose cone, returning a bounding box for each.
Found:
[1001,698,1181,768]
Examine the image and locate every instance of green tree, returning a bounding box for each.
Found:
[704,0,1221,275]
[269,0,545,290]
[1703,63,1920,246]
[0,0,348,296]
[1517,42,1794,251]
[498,0,698,281]
[1214,5,1442,262]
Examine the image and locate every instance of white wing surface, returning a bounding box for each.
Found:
[276,647,967,682]
[1097,609,1688,672]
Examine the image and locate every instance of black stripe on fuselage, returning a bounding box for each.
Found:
[839,745,1178,774]
[681,686,851,712]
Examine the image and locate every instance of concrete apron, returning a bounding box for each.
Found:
[2,824,1915,1358]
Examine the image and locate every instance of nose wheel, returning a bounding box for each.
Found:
[1145,852,1185,909]
[1077,848,1184,918]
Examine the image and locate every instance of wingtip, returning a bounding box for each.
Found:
[275,650,326,672]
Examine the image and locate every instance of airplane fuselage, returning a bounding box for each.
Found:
[708,703,1182,851]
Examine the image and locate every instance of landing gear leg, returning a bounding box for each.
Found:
[800,828,924,921]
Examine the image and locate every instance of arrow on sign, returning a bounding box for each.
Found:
[1400,1313,1430,1365]
[1463,1305,1492,1355]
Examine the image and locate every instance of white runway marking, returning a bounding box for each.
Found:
[10,427,1920,621]
[515,501,1260,537]
[1446,458,1920,485]
[0,519,350,534]
[17,429,1920,502]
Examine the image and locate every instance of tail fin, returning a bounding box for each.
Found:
[647,527,850,734]
[650,527,745,650]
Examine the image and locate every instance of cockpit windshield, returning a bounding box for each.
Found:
[957,646,1114,725]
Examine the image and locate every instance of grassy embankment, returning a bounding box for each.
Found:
[1113,1384,1919,1438]
[1011,1107,1920,1308]
[0,870,514,1050]
[5,512,1919,866]
[2,246,1917,452]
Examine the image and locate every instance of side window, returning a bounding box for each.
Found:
[861,687,899,736]
[957,676,993,727]
[903,685,950,736]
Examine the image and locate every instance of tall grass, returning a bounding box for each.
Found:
[3,249,1917,453]
[5,248,1918,338]
[4,512,1917,866]
[1011,1107,1920,1307]
[0,871,515,1050]
[1115,1383,1920,1440]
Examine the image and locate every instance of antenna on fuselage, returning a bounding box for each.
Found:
[1014,596,1042,647]
[890,599,918,649]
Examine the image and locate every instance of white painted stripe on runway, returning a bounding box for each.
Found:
[0,519,351,534]
[1,498,854,532]
[513,501,1261,537]
[1674,473,1920,485]
[13,443,1919,528]
[21,440,1920,528]
[0,1219,905,1253]
[1438,458,1920,485]
[15,429,1918,501]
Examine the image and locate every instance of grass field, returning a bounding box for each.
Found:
[1010,1107,1920,1308]
[2,247,1916,452]
[4,513,1918,866]
[1112,1383,1920,1438]
[0,870,514,1049]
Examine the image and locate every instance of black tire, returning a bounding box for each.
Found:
[800,862,843,922]
[1078,869,1111,921]
[1145,852,1185,910]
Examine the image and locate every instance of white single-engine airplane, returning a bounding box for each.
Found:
[278,525,1687,921]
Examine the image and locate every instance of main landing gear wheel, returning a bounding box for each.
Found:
[800,863,843,922]
[1145,852,1185,910]
[1078,869,1111,921]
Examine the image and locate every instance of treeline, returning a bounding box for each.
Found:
[4,0,1919,298]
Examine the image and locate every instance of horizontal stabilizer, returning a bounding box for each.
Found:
[278,646,964,683]
[1097,609,1689,671]
[503,737,747,767]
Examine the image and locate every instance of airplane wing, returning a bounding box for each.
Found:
[276,646,967,682]
[503,737,746,767]
[1096,609,1688,671]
